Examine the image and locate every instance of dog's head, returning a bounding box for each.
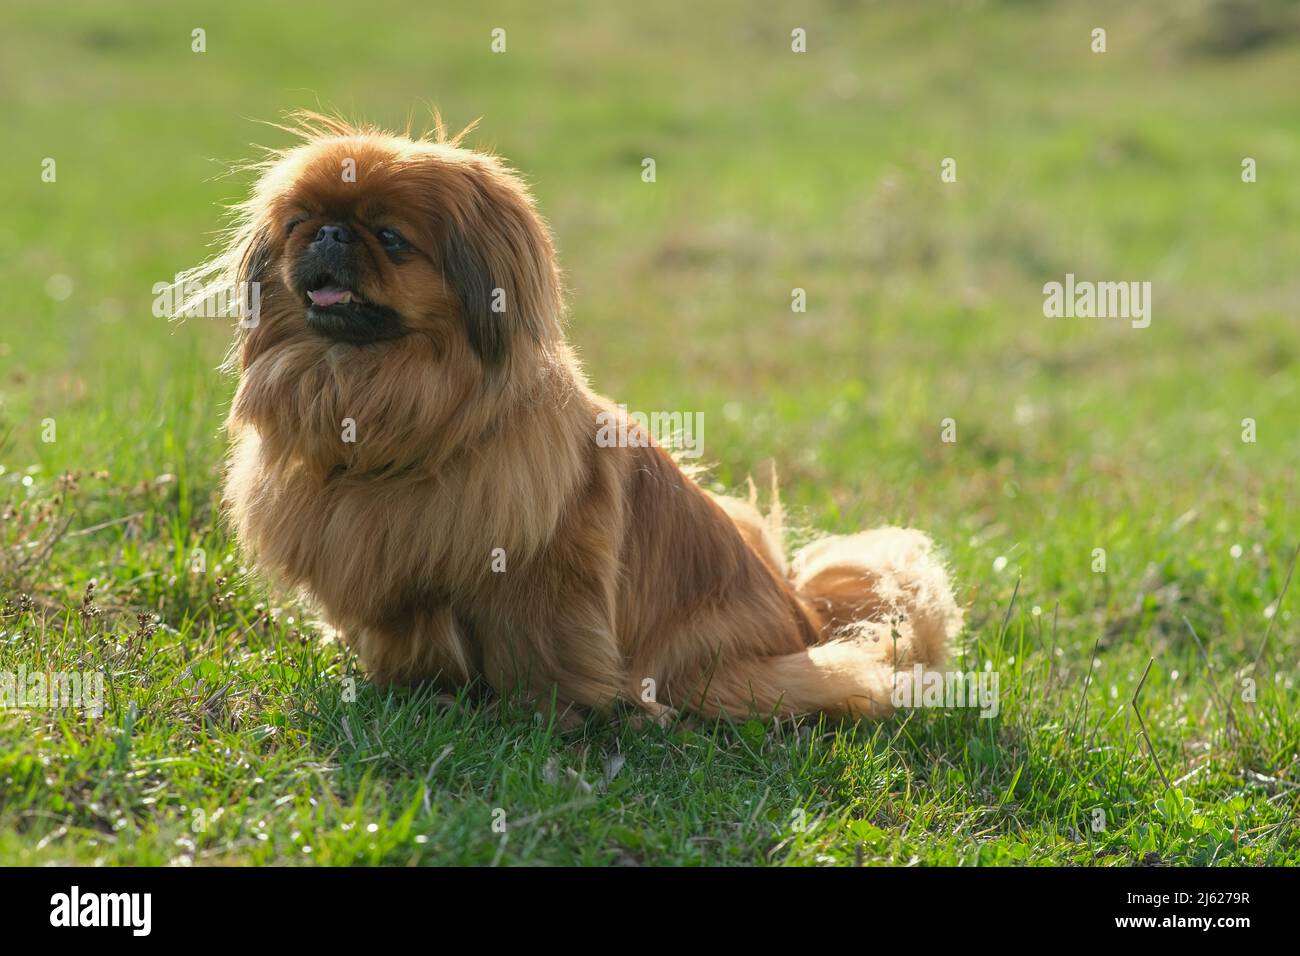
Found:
[212,114,566,467]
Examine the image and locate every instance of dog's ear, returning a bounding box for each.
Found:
[176,211,275,372]
[442,223,511,367]
[236,223,274,290]
[214,218,277,370]
[438,162,563,369]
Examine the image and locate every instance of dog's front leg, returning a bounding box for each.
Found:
[477,603,628,723]
[344,603,478,690]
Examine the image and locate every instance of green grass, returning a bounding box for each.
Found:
[1,0,1298,865]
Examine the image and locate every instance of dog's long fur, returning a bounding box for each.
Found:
[208,113,963,722]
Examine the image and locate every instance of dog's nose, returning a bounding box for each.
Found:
[314,223,352,245]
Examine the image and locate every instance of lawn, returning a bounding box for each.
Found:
[0,0,1297,865]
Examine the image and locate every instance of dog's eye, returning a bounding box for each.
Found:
[375,227,406,251]
[285,216,307,237]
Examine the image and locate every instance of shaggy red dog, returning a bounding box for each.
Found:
[200,114,962,723]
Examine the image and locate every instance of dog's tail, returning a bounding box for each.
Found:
[708,489,963,718]
[792,528,961,668]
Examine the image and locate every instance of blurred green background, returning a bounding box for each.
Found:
[4,0,1297,538]
[0,0,1296,865]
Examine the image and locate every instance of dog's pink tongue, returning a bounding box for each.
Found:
[308,286,351,307]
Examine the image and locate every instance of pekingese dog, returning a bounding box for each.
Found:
[198,113,962,723]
